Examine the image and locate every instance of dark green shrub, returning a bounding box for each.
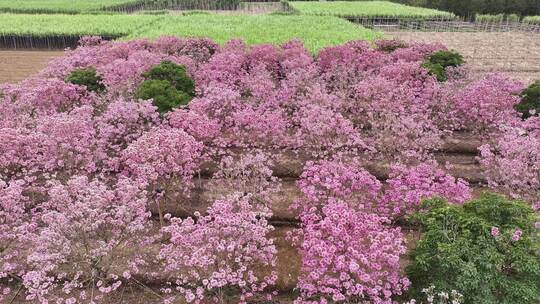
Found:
[142,61,195,96]
[136,61,196,114]
[422,61,447,82]
[407,193,540,304]
[66,67,105,92]
[515,81,540,118]
[428,50,464,68]
[135,79,191,114]
[422,50,464,82]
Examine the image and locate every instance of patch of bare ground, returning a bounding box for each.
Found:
[0,50,64,83]
[388,31,540,84]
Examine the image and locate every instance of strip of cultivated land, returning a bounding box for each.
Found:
[0,0,140,13]
[128,14,380,52]
[0,14,380,52]
[287,0,454,19]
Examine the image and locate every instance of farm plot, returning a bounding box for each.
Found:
[389,31,540,84]
[129,14,380,52]
[0,13,380,52]
[0,0,140,14]
[287,1,454,20]
[0,14,163,48]
[0,51,63,83]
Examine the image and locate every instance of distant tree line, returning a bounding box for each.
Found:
[392,0,540,17]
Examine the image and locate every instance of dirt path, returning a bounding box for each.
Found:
[388,31,540,84]
[0,50,64,83]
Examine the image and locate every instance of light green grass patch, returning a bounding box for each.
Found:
[523,16,540,25]
[129,14,380,52]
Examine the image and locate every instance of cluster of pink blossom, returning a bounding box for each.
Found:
[292,159,473,302]
[212,152,280,212]
[479,116,540,202]
[294,159,381,214]
[380,163,473,219]
[159,193,277,304]
[295,160,472,219]
[22,176,153,303]
[0,34,534,303]
[295,200,409,304]
[449,74,523,133]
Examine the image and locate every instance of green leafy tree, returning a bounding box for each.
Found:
[136,61,195,114]
[135,79,191,114]
[515,81,540,119]
[66,67,105,93]
[422,50,464,82]
[407,193,540,304]
[142,60,195,96]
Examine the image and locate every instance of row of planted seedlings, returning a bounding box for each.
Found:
[0,36,539,303]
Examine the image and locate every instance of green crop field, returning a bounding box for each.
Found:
[129,15,380,52]
[0,13,379,52]
[0,0,140,14]
[0,0,244,14]
[0,13,161,37]
[287,1,454,19]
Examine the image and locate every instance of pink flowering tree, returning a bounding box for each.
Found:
[211,152,280,212]
[450,74,523,133]
[479,117,540,203]
[22,176,153,304]
[120,127,204,226]
[295,200,409,304]
[380,163,472,220]
[294,159,381,214]
[95,98,161,172]
[159,193,277,304]
[0,180,33,302]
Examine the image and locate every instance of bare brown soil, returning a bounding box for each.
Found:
[388,31,540,84]
[0,50,64,83]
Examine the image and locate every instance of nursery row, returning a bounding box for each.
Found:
[0,0,241,14]
[0,0,137,14]
[0,14,378,52]
[524,15,540,24]
[287,1,455,20]
[0,37,539,304]
[0,13,160,37]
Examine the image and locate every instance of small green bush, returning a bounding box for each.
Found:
[136,61,195,114]
[515,81,540,118]
[422,50,464,82]
[135,79,191,114]
[66,67,105,92]
[142,61,195,96]
[506,14,520,22]
[407,193,540,304]
[475,14,504,22]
